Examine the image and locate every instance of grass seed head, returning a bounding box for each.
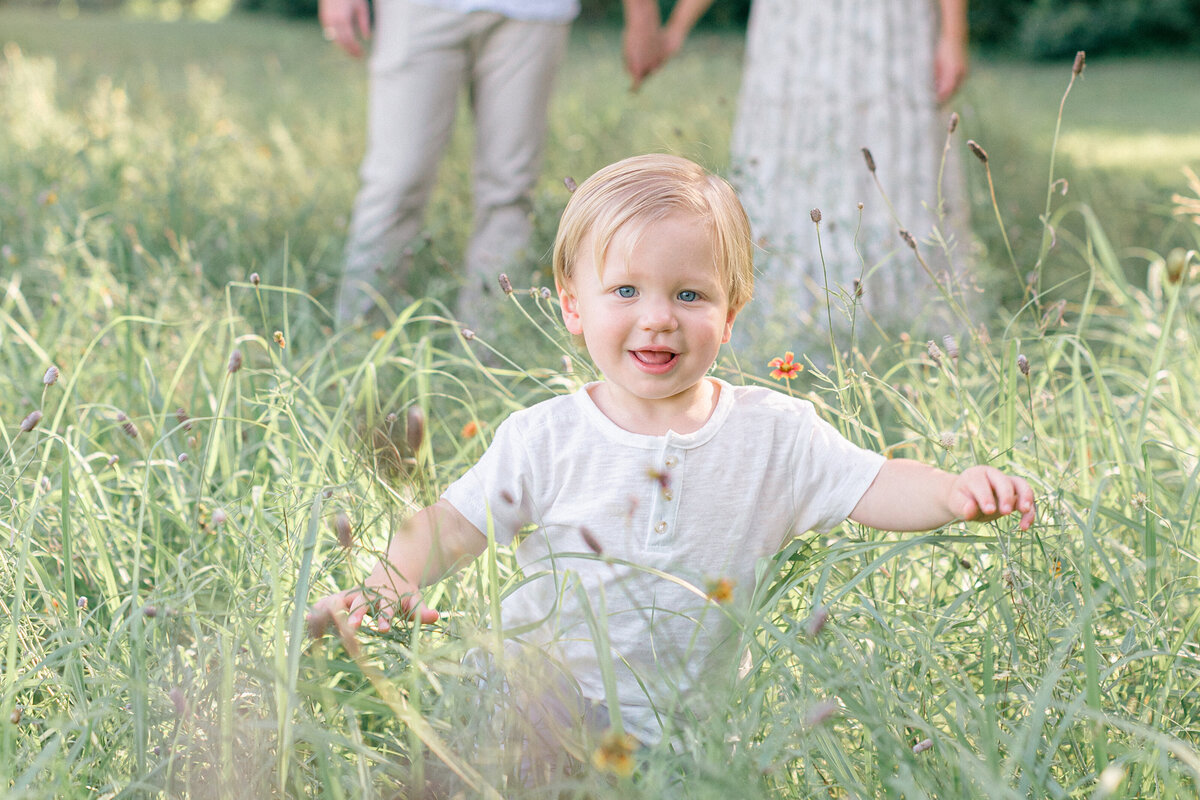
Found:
[177,453,188,463]
[563,176,577,193]
[580,526,604,555]
[805,606,830,637]
[228,349,243,373]
[20,410,43,433]
[861,147,876,173]
[332,511,353,548]
[405,405,425,452]
[176,408,191,430]
[117,413,139,439]
[899,228,917,250]
[498,273,513,294]
[926,340,943,367]
[942,335,959,360]
[967,139,988,164]
[250,272,260,286]
[1165,248,1189,284]
[1073,50,1086,77]
[913,738,934,754]
[273,330,286,349]
[810,208,822,224]
[43,365,59,386]
[169,687,186,717]
[461,327,475,340]
[1017,353,1030,376]
[948,111,959,133]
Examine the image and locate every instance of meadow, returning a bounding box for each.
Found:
[2,8,1199,798]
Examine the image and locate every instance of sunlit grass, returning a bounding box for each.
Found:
[2,8,1200,799]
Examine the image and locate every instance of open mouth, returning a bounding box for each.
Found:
[631,349,678,372]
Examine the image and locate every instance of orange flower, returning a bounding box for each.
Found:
[592,729,637,777]
[768,351,803,381]
[460,420,479,439]
[705,577,734,604]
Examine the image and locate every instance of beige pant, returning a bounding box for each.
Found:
[336,1,570,324]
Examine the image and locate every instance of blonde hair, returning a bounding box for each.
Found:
[553,154,754,313]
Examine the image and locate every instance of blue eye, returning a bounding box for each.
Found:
[616,286,636,298]
[678,290,698,302]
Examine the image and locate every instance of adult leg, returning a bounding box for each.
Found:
[455,14,570,323]
[336,0,470,325]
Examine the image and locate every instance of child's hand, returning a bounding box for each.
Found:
[950,466,1036,530]
[308,580,438,638]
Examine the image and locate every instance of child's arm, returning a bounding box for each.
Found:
[849,459,1035,533]
[310,499,487,633]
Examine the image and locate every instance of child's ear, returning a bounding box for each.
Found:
[721,307,738,344]
[558,282,583,336]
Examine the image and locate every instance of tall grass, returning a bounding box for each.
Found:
[3,9,1200,798]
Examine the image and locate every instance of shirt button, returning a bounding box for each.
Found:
[664,456,677,468]
[655,521,667,533]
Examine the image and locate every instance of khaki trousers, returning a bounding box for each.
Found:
[336,1,570,324]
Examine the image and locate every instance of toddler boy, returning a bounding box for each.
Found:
[312,153,1035,757]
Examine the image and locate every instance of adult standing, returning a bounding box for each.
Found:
[660,0,971,360]
[321,0,668,325]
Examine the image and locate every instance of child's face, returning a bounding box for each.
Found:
[558,213,737,421]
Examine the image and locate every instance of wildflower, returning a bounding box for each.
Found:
[385,412,397,425]
[948,112,959,133]
[1051,558,1063,578]
[942,335,959,360]
[461,328,475,341]
[705,577,734,604]
[540,286,552,300]
[564,176,578,193]
[803,698,839,728]
[805,605,829,637]
[228,349,243,373]
[1130,492,1147,511]
[926,340,943,367]
[498,273,514,295]
[938,432,957,450]
[177,453,188,463]
[1017,353,1030,376]
[211,508,228,527]
[332,511,353,548]
[862,147,877,173]
[1073,50,1086,77]
[580,526,604,555]
[406,406,425,452]
[967,140,988,164]
[913,738,933,754]
[273,330,286,349]
[250,272,260,286]
[176,408,191,430]
[77,596,88,609]
[768,351,803,381]
[19,410,42,433]
[810,208,822,224]
[372,328,386,341]
[460,420,479,439]
[43,365,59,386]
[107,455,119,468]
[592,729,637,777]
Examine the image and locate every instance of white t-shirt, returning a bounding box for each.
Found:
[442,378,885,742]
[411,0,579,23]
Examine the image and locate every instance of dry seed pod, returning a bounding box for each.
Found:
[1017,354,1030,376]
[176,408,191,430]
[563,176,578,193]
[228,349,243,373]
[967,140,988,164]
[899,229,918,250]
[861,147,876,173]
[948,111,959,133]
[810,208,822,224]
[20,410,42,433]
[498,273,514,294]
[332,512,353,548]
[250,272,260,286]
[43,365,59,386]
[1073,50,1086,77]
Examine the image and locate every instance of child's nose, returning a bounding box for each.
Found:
[640,298,678,332]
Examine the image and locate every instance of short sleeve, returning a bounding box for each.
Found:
[440,415,538,545]
[789,407,886,535]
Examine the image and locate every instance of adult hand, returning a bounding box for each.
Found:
[933,25,968,103]
[320,0,372,59]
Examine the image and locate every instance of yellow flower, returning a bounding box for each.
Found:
[591,729,637,777]
[705,577,734,604]
[460,420,479,439]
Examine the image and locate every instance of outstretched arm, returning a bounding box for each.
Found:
[621,0,664,91]
[662,0,714,59]
[849,459,1035,532]
[935,0,969,103]
[310,499,487,632]
[320,0,372,58]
